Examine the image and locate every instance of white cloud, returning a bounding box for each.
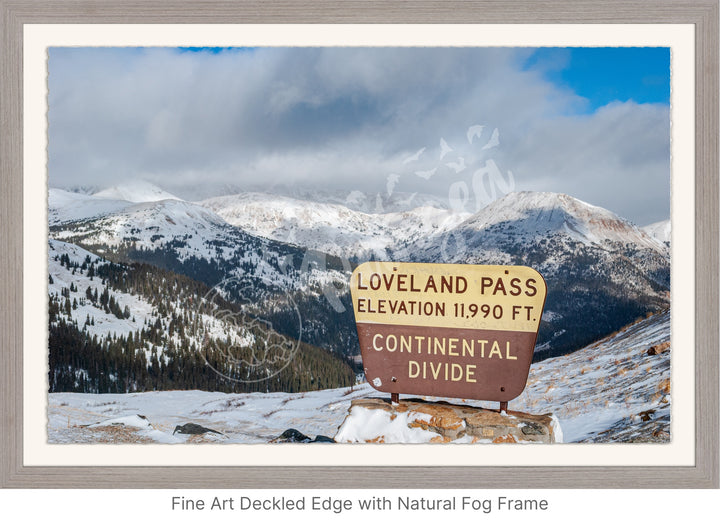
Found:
[48,47,669,225]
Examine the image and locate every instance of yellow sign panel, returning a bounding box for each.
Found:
[351,261,547,332]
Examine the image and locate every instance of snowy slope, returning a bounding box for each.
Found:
[49,239,153,340]
[643,219,671,246]
[50,191,359,357]
[417,191,668,256]
[53,198,229,254]
[199,192,469,259]
[50,194,348,295]
[48,309,670,444]
[48,239,255,361]
[48,238,357,395]
[93,181,181,203]
[511,310,670,442]
[49,188,135,226]
[210,185,450,213]
[48,385,376,444]
[50,182,181,227]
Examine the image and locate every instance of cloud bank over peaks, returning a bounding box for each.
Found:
[48,47,670,226]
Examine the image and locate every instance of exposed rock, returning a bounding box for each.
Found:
[406,402,466,440]
[312,435,336,443]
[521,421,545,435]
[270,428,311,443]
[270,428,336,443]
[647,341,670,356]
[581,410,670,443]
[334,398,561,444]
[637,409,656,422]
[172,423,223,435]
[652,428,670,440]
[492,434,518,444]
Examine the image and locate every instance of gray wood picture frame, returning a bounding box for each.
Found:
[1,0,717,489]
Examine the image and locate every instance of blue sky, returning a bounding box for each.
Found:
[525,47,670,113]
[48,47,671,224]
[178,46,672,112]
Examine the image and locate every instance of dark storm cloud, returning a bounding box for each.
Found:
[48,47,669,225]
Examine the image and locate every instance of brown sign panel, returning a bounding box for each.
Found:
[350,262,547,402]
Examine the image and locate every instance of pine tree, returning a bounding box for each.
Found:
[100,286,109,308]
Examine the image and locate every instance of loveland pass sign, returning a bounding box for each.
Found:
[350,262,547,403]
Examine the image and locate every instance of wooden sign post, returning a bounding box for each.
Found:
[350,262,547,409]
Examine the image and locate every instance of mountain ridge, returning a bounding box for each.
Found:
[49,181,670,360]
[199,190,470,260]
[93,180,182,203]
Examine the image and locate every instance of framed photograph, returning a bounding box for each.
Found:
[1,1,717,489]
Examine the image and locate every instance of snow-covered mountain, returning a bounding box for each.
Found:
[205,184,450,214]
[49,188,358,357]
[199,192,469,259]
[405,191,670,356]
[54,197,233,254]
[49,188,135,226]
[413,191,670,293]
[50,195,340,291]
[468,192,663,249]
[93,181,181,203]
[49,183,670,360]
[49,182,182,226]
[413,191,668,258]
[643,219,671,246]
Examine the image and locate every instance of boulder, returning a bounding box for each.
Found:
[172,423,223,435]
[270,428,312,443]
[647,341,670,356]
[270,428,336,443]
[334,398,561,444]
[312,435,336,443]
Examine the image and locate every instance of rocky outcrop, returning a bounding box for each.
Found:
[172,423,223,435]
[646,341,670,356]
[334,398,561,444]
[270,428,336,443]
